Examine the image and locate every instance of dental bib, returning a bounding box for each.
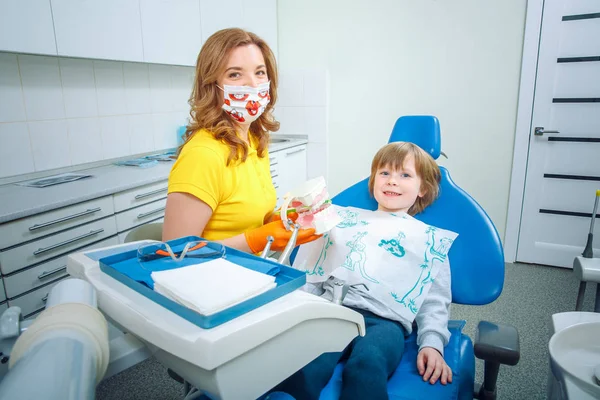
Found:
[294,206,458,321]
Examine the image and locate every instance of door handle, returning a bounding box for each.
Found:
[534,127,560,136]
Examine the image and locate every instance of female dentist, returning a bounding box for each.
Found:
[163,28,320,254]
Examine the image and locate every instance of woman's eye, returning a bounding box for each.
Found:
[228,72,241,79]
[257,70,266,76]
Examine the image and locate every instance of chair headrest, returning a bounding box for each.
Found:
[388,116,441,160]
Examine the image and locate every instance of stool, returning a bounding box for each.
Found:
[573,256,600,312]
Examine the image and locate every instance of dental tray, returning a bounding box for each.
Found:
[98,236,306,329]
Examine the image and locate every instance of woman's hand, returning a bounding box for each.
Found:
[417,347,452,385]
[266,209,299,224]
[245,219,321,253]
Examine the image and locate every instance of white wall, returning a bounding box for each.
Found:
[0,53,193,180]
[276,0,527,240]
[275,67,329,182]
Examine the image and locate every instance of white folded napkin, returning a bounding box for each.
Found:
[151,258,277,316]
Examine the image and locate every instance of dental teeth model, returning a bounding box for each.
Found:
[279,176,342,235]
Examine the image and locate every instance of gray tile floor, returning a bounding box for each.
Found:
[96,262,597,400]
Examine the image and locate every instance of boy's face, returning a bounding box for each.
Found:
[373,155,424,214]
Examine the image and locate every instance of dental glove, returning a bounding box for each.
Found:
[270,210,299,223]
[245,220,322,254]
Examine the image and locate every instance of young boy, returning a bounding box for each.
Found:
[271,142,457,400]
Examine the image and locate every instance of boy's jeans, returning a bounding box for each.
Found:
[270,307,407,400]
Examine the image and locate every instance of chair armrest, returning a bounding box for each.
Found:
[474,321,520,366]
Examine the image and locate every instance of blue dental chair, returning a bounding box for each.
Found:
[281,116,520,400]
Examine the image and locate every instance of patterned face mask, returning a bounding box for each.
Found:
[218,81,271,124]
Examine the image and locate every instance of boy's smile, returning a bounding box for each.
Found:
[374,155,424,214]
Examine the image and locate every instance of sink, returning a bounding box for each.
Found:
[270,138,290,144]
[549,321,600,397]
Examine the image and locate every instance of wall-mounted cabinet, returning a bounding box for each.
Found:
[52,0,144,62]
[140,0,202,66]
[0,0,57,55]
[200,0,277,59]
[1,0,277,67]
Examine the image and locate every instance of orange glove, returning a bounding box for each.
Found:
[245,220,322,254]
[270,211,299,223]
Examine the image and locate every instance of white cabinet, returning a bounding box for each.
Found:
[140,0,202,66]
[199,0,243,44]
[1,1,277,66]
[0,196,115,250]
[241,0,278,59]
[0,0,57,55]
[113,180,168,213]
[270,144,307,205]
[200,0,278,59]
[51,0,144,62]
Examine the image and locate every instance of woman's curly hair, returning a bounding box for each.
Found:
[180,28,279,165]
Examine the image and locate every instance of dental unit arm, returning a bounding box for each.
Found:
[65,240,365,400]
[0,279,110,400]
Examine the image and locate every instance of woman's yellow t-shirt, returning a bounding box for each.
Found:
[168,129,277,241]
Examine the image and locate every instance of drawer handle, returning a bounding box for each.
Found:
[274,185,280,189]
[134,187,168,200]
[285,148,306,156]
[33,229,104,256]
[270,161,278,166]
[270,169,277,174]
[42,294,48,303]
[29,207,102,231]
[137,207,166,220]
[271,174,279,178]
[38,265,68,280]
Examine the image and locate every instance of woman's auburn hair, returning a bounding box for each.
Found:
[181,28,279,165]
[368,142,441,215]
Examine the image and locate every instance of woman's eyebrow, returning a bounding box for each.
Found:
[224,66,243,73]
[255,64,266,70]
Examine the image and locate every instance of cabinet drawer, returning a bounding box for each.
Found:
[0,279,5,302]
[0,216,117,275]
[113,180,168,213]
[116,198,167,233]
[0,196,114,250]
[4,236,118,299]
[8,277,68,317]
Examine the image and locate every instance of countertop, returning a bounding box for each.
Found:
[0,137,307,224]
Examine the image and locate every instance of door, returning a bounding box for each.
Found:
[517,0,600,267]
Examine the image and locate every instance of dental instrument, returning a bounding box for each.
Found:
[277,221,299,266]
[260,235,275,259]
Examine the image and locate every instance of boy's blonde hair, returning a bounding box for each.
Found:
[368,142,441,215]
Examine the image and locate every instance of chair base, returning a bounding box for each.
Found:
[573,256,600,312]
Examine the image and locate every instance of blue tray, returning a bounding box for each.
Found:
[97,236,306,329]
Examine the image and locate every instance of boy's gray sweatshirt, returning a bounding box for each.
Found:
[305,261,452,355]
